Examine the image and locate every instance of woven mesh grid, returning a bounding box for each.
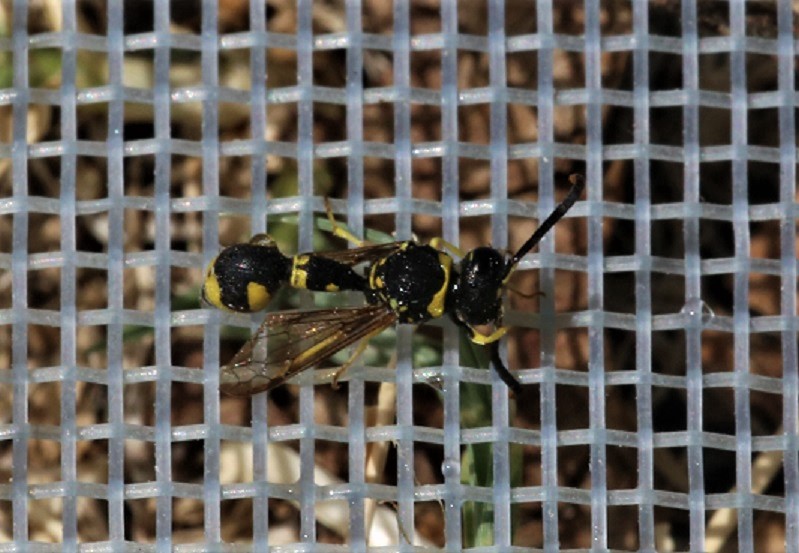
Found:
[0,0,797,551]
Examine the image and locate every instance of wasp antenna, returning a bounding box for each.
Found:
[505,173,585,277]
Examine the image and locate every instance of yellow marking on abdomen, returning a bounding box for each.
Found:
[291,255,310,289]
[246,281,271,311]
[202,272,229,311]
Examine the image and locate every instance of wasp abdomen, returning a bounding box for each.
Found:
[204,243,292,313]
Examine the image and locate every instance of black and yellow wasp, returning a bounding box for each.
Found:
[202,174,585,395]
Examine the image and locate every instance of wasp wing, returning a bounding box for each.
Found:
[219,305,397,396]
[314,241,404,266]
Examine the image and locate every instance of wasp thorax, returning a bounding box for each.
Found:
[368,242,452,324]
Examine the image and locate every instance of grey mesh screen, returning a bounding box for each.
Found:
[0,1,796,551]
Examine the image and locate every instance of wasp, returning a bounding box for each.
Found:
[203,174,585,395]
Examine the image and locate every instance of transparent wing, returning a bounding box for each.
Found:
[314,241,404,266]
[219,305,397,396]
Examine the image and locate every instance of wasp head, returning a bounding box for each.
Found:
[451,246,508,328]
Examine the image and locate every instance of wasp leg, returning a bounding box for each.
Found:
[330,326,384,388]
[489,341,522,393]
[429,237,466,259]
[276,359,293,378]
[324,197,368,247]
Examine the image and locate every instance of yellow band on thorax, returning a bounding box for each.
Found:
[426,251,452,318]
